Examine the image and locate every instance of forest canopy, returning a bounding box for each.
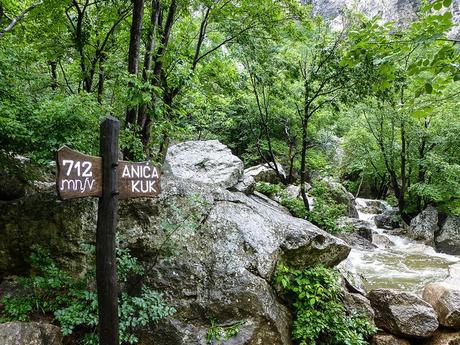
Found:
[1,0,459,217]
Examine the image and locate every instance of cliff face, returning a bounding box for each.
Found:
[311,0,420,24]
[309,0,460,37]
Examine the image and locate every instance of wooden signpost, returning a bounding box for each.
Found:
[56,116,160,345]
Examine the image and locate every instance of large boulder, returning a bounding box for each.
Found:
[0,322,62,345]
[164,140,244,188]
[407,206,439,245]
[435,216,460,255]
[244,162,286,184]
[368,288,439,338]
[423,282,460,329]
[0,140,350,345]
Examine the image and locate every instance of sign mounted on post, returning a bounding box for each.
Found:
[56,146,102,200]
[55,116,162,345]
[118,161,160,199]
[57,148,161,200]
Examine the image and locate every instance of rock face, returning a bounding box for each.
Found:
[323,179,359,218]
[423,283,460,329]
[371,333,411,345]
[244,162,286,184]
[164,140,244,188]
[336,217,374,242]
[368,288,439,338]
[231,173,256,195]
[374,209,401,230]
[0,140,351,345]
[309,0,460,40]
[436,216,460,255]
[0,322,62,345]
[408,206,439,244]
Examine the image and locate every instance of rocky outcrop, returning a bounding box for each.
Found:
[375,209,401,230]
[423,282,460,329]
[368,288,439,338]
[371,333,411,345]
[355,198,388,215]
[0,322,62,345]
[323,179,359,218]
[342,290,375,323]
[231,173,256,195]
[435,216,460,255]
[336,217,374,242]
[408,206,438,245]
[0,140,351,345]
[244,162,286,184]
[164,140,244,188]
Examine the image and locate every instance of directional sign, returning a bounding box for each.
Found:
[118,161,161,199]
[56,146,102,200]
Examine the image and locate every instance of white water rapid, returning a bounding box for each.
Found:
[347,198,460,295]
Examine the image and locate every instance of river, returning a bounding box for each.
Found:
[346,198,460,295]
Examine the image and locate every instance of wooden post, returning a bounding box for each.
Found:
[96,116,120,345]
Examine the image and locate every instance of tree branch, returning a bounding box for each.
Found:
[0,2,42,39]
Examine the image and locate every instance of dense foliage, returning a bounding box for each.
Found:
[0,246,175,344]
[275,265,376,345]
[1,0,458,217]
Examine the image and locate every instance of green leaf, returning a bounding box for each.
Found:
[425,83,433,94]
[454,74,460,81]
[434,2,443,10]
[443,0,452,7]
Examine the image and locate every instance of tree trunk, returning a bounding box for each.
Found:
[137,0,160,127]
[125,0,145,129]
[141,0,177,153]
[48,61,58,90]
[300,115,310,212]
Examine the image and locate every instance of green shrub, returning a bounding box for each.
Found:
[255,182,284,197]
[307,180,347,233]
[0,246,175,344]
[275,265,376,345]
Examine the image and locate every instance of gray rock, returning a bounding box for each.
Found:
[0,173,350,344]
[336,232,376,251]
[336,216,374,242]
[373,233,395,249]
[342,290,375,323]
[368,288,439,338]
[408,206,438,244]
[0,322,62,345]
[323,179,359,218]
[371,333,411,345]
[164,140,244,188]
[436,216,460,255]
[231,174,256,195]
[337,258,367,294]
[244,162,286,184]
[130,179,350,344]
[355,198,388,215]
[285,184,301,199]
[423,282,460,329]
[375,209,401,230]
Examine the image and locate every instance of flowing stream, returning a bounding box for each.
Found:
[347,198,460,295]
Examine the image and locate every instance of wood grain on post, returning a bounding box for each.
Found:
[96,117,120,345]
